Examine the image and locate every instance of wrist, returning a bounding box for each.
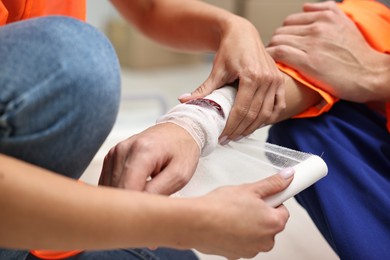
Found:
[220,15,259,42]
[156,87,236,157]
[167,197,216,250]
[373,53,390,101]
[361,51,390,102]
[154,197,209,250]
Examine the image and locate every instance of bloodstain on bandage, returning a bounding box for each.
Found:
[187,98,225,118]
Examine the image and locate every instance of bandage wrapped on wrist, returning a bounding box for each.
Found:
[156,86,237,157]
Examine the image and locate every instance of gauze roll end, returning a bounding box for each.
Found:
[175,138,328,209]
[264,155,328,207]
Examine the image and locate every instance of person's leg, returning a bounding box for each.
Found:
[0,17,198,260]
[0,16,120,259]
[0,249,30,259]
[267,101,390,259]
[45,248,197,260]
[23,248,198,260]
[0,16,121,179]
[4,247,199,260]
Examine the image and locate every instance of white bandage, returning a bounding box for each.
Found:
[156,86,237,157]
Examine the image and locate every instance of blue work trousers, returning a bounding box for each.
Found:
[268,100,390,259]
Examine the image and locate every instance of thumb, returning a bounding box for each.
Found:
[254,168,294,198]
[178,73,221,103]
[266,46,306,72]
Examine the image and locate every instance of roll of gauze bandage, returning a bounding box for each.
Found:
[156,86,237,156]
[176,138,328,207]
[157,86,328,207]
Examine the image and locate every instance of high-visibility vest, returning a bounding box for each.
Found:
[0,0,86,25]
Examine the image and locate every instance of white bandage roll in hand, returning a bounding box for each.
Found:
[156,86,237,157]
[157,86,328,207]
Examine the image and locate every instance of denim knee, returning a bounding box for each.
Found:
[37,16,121,126]
[0,16,121,177]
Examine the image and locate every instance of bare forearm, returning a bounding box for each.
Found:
[110,0,252,52]
[370,52,390,102]
[342,49,390,103]
[0,154,198,250]
[275,75,322,123]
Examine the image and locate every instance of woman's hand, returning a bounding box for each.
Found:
[187,170,294,259]
[181,17,285,143]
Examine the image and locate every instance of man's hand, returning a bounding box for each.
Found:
[99,123,200,195]
[267,1,387,103]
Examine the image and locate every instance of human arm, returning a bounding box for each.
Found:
[110,0,285,141]
[100,122,200,194]
[274,73,321,123]
[267,1,390,103]
[0,153,292,259]
[100,78,318,195]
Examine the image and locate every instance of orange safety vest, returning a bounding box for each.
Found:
[0,0,86,25]
[0,1,86,259]
[278,0,390,131]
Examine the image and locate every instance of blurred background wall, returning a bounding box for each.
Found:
[86,0,317,70]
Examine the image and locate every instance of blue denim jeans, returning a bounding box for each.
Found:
[0,248,198,260]
[0,16,120,178]
[0,16,198,260]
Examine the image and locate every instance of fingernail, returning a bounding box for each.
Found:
[178,93,191,100]
[222,139,230,145]
[234,135,244,141]
[219,136,227,144]
[279,167,294,179]
[219,136,230,145]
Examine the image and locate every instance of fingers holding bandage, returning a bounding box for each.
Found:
[193,170,294,258]
[179,18,286,143]
[100,123,200,195]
